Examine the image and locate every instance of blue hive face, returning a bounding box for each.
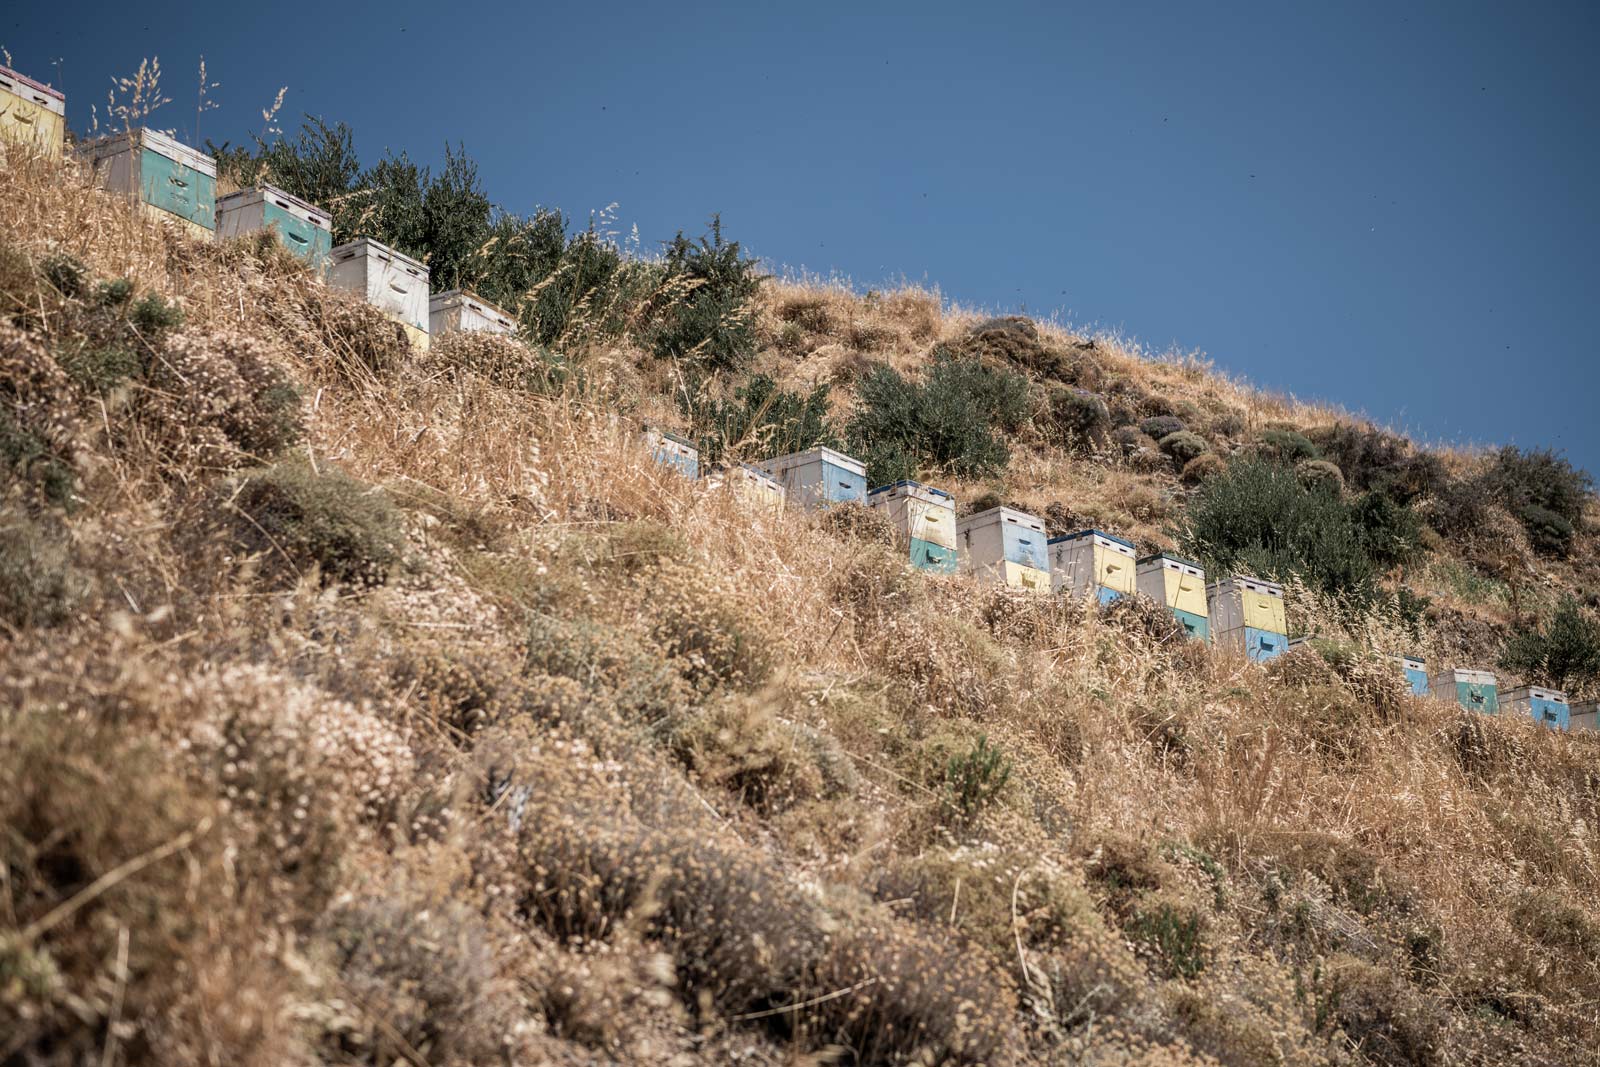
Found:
[1245,627,1286,662]
[1001,522,1048,571]
[820,458,866,504]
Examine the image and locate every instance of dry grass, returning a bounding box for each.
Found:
[1,145,1597,1067]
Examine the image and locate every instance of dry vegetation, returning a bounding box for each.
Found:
[2,143,1599,1067]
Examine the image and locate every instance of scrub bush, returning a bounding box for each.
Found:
[651,215,766,372]
[1500,595,1600,692]
[1484,445,1592,556]
[227,460,404,588]
[1159,429,1210,465]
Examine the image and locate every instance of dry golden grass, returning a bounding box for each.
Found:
[2,145,1598,1067]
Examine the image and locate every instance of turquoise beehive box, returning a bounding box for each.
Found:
[216,185,333,266]
[867,480,958,573]
[80,128,217,239]
[1396,654,1429,697]
[1430,668,1498,715]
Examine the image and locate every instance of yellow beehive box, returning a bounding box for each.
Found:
[706,463,785,510]
[867,480,957,549]
[0,63,65,155]
[1136,552,1207,616]
[1209,576,1287,634]
[1048,529,1136,603]
[327,238,431,351]
[1002,561,1053,593]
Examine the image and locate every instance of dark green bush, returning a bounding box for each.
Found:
[54,343,140,395]
[96,278,134,307]
[1500,595,1600,692]
[130,293,184,335]
[41,254,87,298]
[683,373,838,465]
[943,735,1012,822]
[1159,430,1210,465]
[1259,428,1322,463]
[1141,415,1187,439]
[0,411,74,507]
[1485,446,1592,556]
[1351,490,1424,569]
[650,216,765,372]
[1308,422,1445,502]
[227,461,404,588]
[0,513,81,628]
[1128,901,1209,979]
[847,348,1031,484]
[1295,459,1346,495]
[1041,385,1111,451]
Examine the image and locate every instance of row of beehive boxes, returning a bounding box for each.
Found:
[0,69,512,354]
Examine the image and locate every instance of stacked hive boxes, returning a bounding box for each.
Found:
[429,290,516,337]
[1396,654,1430,697]
[1050,530,1136,604]
[763,447,866,511]
[0,63,65,154]
[707,463,786,509]
[81,128,216,240]
[1208,576,1288,662]
[1135,552,1209,639]
[868,481,958,573]
[328,238,431,350]
[1500,685,1570,731]
[958,506,1050,592]
[643,429,699,479]
[216,185,332,266]
[1431,668,1498,714]
[1571,701,1599,733]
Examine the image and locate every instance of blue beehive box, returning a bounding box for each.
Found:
[1500,685,1570,731]
[80,127,217,239]
[644,428,698,478]
[1395,654,1429,697]
[867,480,958,573]
[763,447,867,511]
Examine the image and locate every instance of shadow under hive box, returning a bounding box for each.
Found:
[705,463,785,509]
[868,480,958,573]
[1394,654,1429,697]
[643,428,698,479]
[1207,575,1288,662]
[762,447,866,511]
[1136,552,1210,639]
[957,505,1050,592]
[1051,528,1136,605]
[327,238,431,350]
[1571,700,1598,734]
[216,185,332,266]
[1430,668,1498,715]
[0,63,65,156]
[429,289,516,338]
[1500,685,1570,731]
[80,127,216,240]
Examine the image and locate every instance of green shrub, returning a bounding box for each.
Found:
[97,278,134,307]
[0,513,81,627]
[683,373,838,464]
[650,215,765,372]
[1041,385,1111,451]
[1485,446,1592,556]
[130,292,184,335]
[1128,901,1209,979]
[54,343,141,395]
[942,735,1012,822]
[41,253,87,298]
[227,461,404,587]
[1141,415,1187,439]
[1159,429,1210,465]
[847,348,1031,484]
[1351,489,1424,569]
[1259,427,1321,463]
[1308,422,1445,501]
[1295,458,1346,495]
[0,411,74,507]
[1500,595,1600,692]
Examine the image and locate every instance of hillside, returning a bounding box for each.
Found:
[3,143,1600,1067]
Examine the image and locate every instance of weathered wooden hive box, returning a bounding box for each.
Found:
[1430,668,1499,715]
[1207,575,1288,662]
[0,63,65,155]
[1135,553,1209,638]
[1050,529,1136,604]
[1395,654,1429,697]
[81,128,216,240]
[957,506,1050,592]
[1571,700,1598,733]
[868,480,957,573]
[706,463,785,508]
[216,185,332,265]
[1499,685,1569,731]
[327,238,431,350]
[762,447,866,511]
[643,428,699,479]
[429,289,516,337]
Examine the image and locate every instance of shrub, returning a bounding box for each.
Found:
[1041,385,1111,451]
[1296,458,1346,495]
[41,253,87,297]
[1352,489,1424,568]
[1309,422,1445,501]
[942,735,1012,822]
[1500,595,1600,692]
[54,342,140,395]
[684,373,838,464]
[142,330,303,463]
[648,561,773,694]
[848,348,1031,484]
[1141,415,1187,439]
[1159,429,1210,465]
[1485,446,1592,556]
[650,215,765,372]
[524,614,685,725]
[1259,427,1322,463]
[1128,900,1210,979]
[0,513,82,627]
[129,292,184,335]
[959,314,1099,386]
[227,460,404,588]
[1181,452,1226,485]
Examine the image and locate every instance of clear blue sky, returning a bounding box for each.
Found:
[8,1,1596,473]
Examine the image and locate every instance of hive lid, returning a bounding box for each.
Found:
[1049,528,1136,551]
[868,479,953,503]
[0,63,65,103]
[429,288,514,320]
[330,237,427,274]
[218,184,332,228]
[1208,574,1284,596]
[81,127,217,176]
[1137,550,1202,569]
[647,427,696,450]
[1501,684,1567,703]
[764,446,866,477]
[1443,668,1496,685]
[957,505,1045,531]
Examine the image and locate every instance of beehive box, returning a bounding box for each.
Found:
[429,290,516,337]
[1135,553,1208,635]
[327,238,430,350]
[0,63,65,155]
[763,447,866,511]
[1430,668,1498,715]
[706,463,785,509]
[1500,685,1570,730]
[957,506,1050,591]
[1571,700,1598,733]
[216,185,332,265]
[1207,576,1288,662]
[643,428,698,479]
[80,128,216,239]
[868,480,957,574]
[1395,654,1429,697]
[1049,530,1136,604]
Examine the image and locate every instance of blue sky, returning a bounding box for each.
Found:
[7,1,1596,473]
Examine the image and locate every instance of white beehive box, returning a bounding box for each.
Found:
[328,238,430,349]
[1571,700,1598,733]
[762,447,867,510]
[80,127,217,240]
[957,506,1051,591]
[706,463,785,509]
[1500,685,1570,730]
[429,290,516,337]
[215,185,332,264]
[644,428,698,479]
[1048,529,1136,602]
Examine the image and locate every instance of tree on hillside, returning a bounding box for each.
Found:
[1500,595,1600,693]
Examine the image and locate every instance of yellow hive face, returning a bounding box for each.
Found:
[733,476,785,510]
[139,202,214,242]
[401,321,431,352]
[1241,588,1286,633]
[1003,561,1052,593]
[909,499,957,549]
[0,91,64,155]
[1093,546,1136,595]
[1165,569,1208,616]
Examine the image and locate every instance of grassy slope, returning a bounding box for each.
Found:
[2,147,1599,1067]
